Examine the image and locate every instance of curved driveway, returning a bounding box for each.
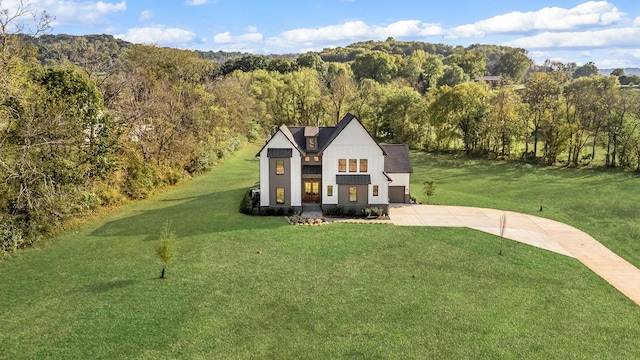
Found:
[389,204,640,307]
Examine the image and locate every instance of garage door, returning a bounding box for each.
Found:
[389,186,406,203]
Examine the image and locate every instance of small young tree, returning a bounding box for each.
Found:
[156,221,177,279]
[499,212,507,256]
[423,179,437,204]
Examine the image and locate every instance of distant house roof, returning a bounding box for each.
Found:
[474,76,501,82]
[381,144,413,173]
[336,174,371,185]
[267,148,293,158]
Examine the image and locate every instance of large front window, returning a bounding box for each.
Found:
[349,159,357,172]
[276,188,285,204]
[360,159,368,172]
[349,186,357,202]
[338,159,346,172]
[276,160,285,175]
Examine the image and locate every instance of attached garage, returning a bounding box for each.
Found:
[381,144,413,204]
[389,186,407,203]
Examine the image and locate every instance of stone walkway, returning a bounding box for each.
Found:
[388,204,640,307]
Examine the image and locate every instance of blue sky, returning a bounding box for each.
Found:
[7,0,640,68]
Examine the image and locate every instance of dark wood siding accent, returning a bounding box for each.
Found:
[269,158,291,206]
[338,184,368,205]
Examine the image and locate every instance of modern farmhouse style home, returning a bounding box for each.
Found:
[257,113,412,213]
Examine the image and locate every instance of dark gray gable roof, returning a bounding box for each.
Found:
[260,113,388,157]
[280,125,306,155]
[255,125,305,157]
[267,148,293,158]
[287,125,337,153]
[336,174,371,185]
[381,144,413,173]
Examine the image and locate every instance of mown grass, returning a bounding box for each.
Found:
[1,144,640,359]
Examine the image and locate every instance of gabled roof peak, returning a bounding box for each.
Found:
[259,113,391,156]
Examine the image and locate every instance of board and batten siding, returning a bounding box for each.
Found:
[321,120,388,206]
[259,132,302,207]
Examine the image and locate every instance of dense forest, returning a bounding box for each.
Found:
[2,7,640,254]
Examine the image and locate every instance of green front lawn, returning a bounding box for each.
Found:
[1,144,639,359]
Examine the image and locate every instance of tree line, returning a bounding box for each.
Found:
[215,45,640,170]
[1,5,253,252]
[2,3,640,254]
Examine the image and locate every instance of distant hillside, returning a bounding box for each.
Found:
[600,68,640,76]
[34,34,132,65]
[32,34,297,65]
[32,34,637,78]
[316,39,522,75]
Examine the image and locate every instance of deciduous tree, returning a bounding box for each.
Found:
[495,48,531,83]
[523,72,563,162]
[351,50,398,84]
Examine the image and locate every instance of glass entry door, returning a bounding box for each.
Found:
[303,180,321,203]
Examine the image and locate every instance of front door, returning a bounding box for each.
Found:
[303,180,321,203]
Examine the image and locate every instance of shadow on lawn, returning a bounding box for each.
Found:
[88,188,283,240]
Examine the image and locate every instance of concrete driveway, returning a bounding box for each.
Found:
[389,204,640,307]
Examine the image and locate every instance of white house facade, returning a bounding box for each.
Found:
[257,113,412,213]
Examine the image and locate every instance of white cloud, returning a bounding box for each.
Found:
[276,20,443,44]
[211,20,443,53]
[634,17,640,27]
[185,0,209,5]
[139,10,153,22]
[593,49,640,68]
[37,0,127,26]
[382,20,443,38]
[0,0,126,28]
[610,48,640,61]
[279,21,368,43]
[504,27,640,49]
[213,31,263,44]
[449,1,623,38]
[116,26,200,46]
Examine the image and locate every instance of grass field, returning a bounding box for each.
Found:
[1,144,640,359]
[411,153,640,268]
